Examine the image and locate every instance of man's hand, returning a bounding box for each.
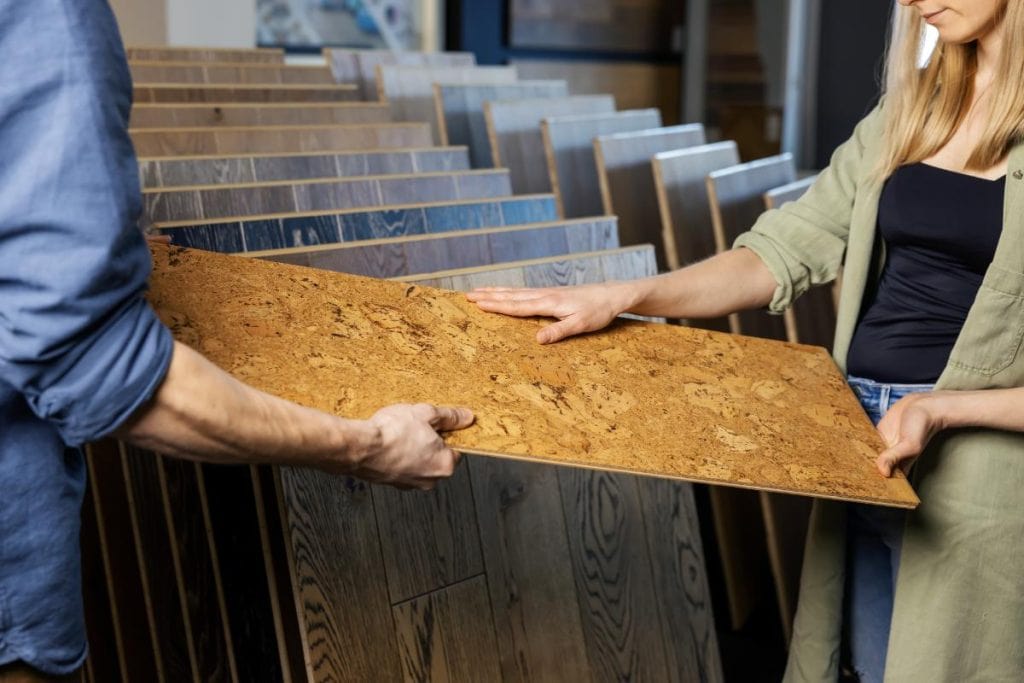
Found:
[348,403,475,490]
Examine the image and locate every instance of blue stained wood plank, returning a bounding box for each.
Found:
[422,203,503,231]
[565,219,620,252]
[165,223,245,252]
[499,197,558,224]
[252,155,339,181]
[488,224,569,262]
[403,232,492,274]
[339,208,428,242]
[239,219,288,251]
[279,215,342,248]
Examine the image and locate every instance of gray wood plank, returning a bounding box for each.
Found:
[127,47,284,63]
[142,170,511,223]
[353,50,476,100]
[130,102,392,129]
[485,95,616,195]
[541,108,663,219]
[433,81,568,166]
[392,577,502,683]
[130,123,434,156]
[133,83,360,104]
[129,62,335,85]
[595,124,706,266]
[378,65,518,143]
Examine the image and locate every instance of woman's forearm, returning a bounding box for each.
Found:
[930,387,1024,433]
[617,248,778,319]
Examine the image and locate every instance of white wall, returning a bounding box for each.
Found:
[110,0,256,48]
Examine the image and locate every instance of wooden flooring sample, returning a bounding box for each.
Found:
[541,108,663,219]
[595,124,706,265]
[325,50,476,100]
[147,244,918,508]
[142,170,513,223]
[139,148,471,188]
[129,62,334,85]
[130,123,433,157]
[378,65,518,143]
[434,81,568,166]
[133,83,359,104]
[129,102,392,129]
[127,47,284,63]
[485,95,616,195]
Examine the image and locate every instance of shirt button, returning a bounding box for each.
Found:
[1014,169,1024,180]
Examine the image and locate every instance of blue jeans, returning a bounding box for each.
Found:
[843,376,934,683]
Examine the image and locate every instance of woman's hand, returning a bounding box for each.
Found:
[466,282,637,344]
[875,392,949,477]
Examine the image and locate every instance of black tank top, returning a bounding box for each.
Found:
[845,162,1006,383]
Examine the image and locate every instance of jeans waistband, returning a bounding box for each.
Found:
[846,375,935,392]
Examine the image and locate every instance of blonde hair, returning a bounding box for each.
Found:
[878,0,1024,177]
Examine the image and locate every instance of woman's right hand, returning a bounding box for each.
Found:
[466,282,637,344]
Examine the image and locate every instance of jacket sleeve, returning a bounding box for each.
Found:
[733,104,885,313]
[0,0,173,446]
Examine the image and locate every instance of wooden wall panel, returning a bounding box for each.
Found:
[324,50,476,100]
[126,46,285,63]
[142,170,512,223]
[512,59,681,125]
[484,95,616,195]
[130,123,433,156]
[130,103,392,129]
[434,81,568,166]
[541,108,662,219]
[139,148,472,188]
[594,124,706,261]
[129,62,335,85]
[133,84,360,104]
[652,141,740,299]
[377,65,518,143]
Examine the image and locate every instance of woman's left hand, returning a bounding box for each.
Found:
[875,392,948,477]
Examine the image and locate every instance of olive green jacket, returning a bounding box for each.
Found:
[735,105,1024,682]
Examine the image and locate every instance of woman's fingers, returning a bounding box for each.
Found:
[537,316,586,344]
[473,296,557,318]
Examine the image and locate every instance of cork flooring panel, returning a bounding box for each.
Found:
[132,83,359,104]
[147,244,918,508]
[541,108,662,219]
[129,102,392,129]
[129,62,335,85]
[127,47,284,64]
[434,81,568,166]
[130,123,433,157]
[139,148,471,188]
[595,124,706,268]
[485,95,616,195]
[141,170,512,223]
[378,65,518,143]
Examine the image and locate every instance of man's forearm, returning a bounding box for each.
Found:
[116,341,377,472]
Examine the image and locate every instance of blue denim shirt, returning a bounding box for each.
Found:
[0,0,173,674]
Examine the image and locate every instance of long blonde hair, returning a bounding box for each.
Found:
[878,0,1024,177]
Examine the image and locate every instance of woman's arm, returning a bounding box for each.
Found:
[876,388,1024,477]
[118,341,474,491]
[467,247,777,343]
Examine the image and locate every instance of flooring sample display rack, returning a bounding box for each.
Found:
[147,244,918,509]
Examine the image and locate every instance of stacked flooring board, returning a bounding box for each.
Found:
[77,44,857,683]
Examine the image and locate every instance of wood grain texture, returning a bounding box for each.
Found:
[133,84,360,104]
[485,95,616,195]
[392,576,502,683]
[129,62,335,85]
[139,148,471,188]
[377,65,518,143]
[276,466,402,682]
[142,170,512,223]
[433,81,568,166]
[130,102,392,129]
[147,244,918,507]
[130,123,433,157]
[324,50,476,100]
[80,478,122,683]
[541,108,662,219]
[84,441,160,682]
[127,47,284,63]
[653,141,741,277]
[251,218,620,278]
[595,124,706,265]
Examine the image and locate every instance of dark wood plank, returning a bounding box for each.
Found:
[80,476,123,683]
[595,124,706,264]
[277,467,402,682]
[485,95,617,195]
[392,576,502,682]
[541,108,662,218]
[434,81,568,166]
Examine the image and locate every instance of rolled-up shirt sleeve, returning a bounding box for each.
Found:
[0,0,173,446]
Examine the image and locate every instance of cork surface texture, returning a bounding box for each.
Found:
[147,245,918,508]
